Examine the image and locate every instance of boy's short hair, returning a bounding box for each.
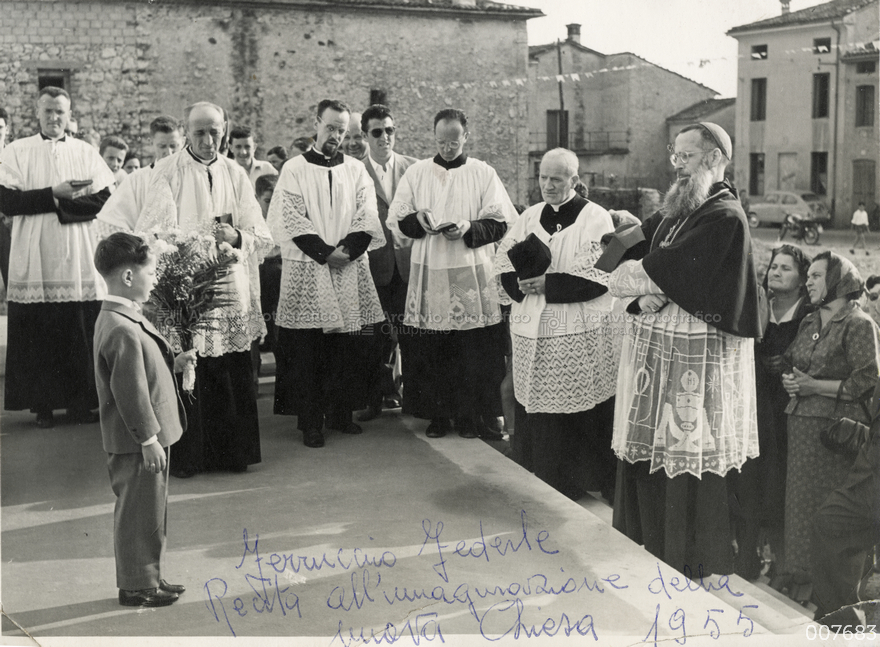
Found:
[94,232,151,276]
[229,126,253,143]
[255,174,277,196]
[150,115,182,136]
[99,135,128,155]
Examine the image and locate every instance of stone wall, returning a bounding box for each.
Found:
[0,0,534,202]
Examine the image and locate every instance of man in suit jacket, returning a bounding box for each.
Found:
[93,232,192,608]
[358,104,417,421]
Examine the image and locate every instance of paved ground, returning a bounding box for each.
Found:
[0,358,818,647]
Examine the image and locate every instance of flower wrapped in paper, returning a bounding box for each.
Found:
[144,228,241,392]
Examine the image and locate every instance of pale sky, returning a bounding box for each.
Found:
[516,0,831,97]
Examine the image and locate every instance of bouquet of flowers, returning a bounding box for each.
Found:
[145,228,243,392]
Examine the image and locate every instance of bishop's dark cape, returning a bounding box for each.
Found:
[618,181,763,339]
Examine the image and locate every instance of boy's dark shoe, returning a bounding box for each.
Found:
[119,588,179,607]
[158,579,186,594]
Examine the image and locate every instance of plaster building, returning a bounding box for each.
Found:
[526,24,719,200]
[728,0,879,226]
[0,0,542,203]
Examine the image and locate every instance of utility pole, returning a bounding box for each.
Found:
[556,39,565,148]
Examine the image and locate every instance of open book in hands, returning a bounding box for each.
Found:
[424,211,459,233]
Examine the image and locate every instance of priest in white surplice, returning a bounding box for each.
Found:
[387,108,517,440]
[494,148,618,501]
[136,101,273,477]
[267,99,385,449]
[0,86,114,428]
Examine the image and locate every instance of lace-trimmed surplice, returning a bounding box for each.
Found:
[494,200,618,414]
[609,260,759,478]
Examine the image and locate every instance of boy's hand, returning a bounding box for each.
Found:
[173,349,197,374]
[142,442,166,473]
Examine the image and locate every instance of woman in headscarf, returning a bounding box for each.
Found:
[779,251,880,596]
[733,244,812,580]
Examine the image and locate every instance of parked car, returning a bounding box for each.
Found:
[747,191,830,228]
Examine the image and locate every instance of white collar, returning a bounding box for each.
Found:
[104,294,141,311]
[548,192,576,212]
[769,296,801,324]
[368,152,394,173]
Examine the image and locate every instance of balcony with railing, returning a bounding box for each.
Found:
[529,129,629,155]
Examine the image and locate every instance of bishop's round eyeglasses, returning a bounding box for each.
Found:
[369,126,396,138]
[668,144,712,166]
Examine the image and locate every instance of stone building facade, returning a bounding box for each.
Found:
[0,0,541,202]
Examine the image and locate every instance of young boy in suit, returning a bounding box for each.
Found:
[93,232,195,607]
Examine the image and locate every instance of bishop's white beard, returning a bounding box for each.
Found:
[662,165,715,220]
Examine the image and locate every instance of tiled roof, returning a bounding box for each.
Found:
[528,43,718,94]
[241,0,544,16]
[841,41,879,60]
[728,0,877,35]
[529,40,605,58]
[667,98,737,122]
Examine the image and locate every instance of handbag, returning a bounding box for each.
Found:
[820,417,870,459]
[820,383,874,458]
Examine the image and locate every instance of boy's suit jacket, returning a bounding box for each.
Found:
[362,151,417,286]
[94,301,186,454]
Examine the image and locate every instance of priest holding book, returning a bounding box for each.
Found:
[494,148,618,500]
[388,108,517,440]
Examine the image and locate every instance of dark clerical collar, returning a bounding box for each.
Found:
[540,194,587,235]
[711,179,735,198]
[186,146,218,166]
[40,132,66,143]
[433,153,467,170]
[304,148,344,168]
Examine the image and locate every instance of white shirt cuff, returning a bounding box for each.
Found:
[141,436,159,447]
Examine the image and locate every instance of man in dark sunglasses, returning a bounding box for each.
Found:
[356,104,418,422]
